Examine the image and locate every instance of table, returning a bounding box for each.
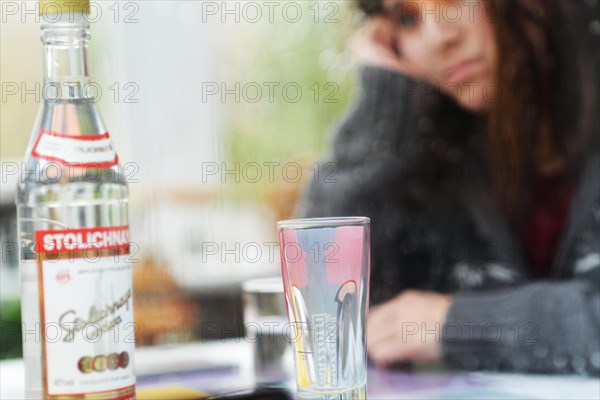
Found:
[1,340,598,399]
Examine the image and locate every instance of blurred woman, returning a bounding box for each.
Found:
[298,0,599,374]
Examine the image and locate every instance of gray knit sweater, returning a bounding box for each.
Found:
[297,64,600,375]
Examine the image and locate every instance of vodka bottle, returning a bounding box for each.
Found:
[16,1,136,398]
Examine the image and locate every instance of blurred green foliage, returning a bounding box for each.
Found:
[0,300,23,360]
[222,2,360,201]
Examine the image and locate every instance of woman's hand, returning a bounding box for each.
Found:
[350,16,421,78]
[367,290,452,367]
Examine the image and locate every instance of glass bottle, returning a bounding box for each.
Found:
[16,1,136,398]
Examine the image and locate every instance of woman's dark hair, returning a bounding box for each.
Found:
[356,0,598,215]
[357,0,384,15]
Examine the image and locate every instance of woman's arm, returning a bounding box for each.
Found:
[368,185,600,375]
[367,280,600,376]
[296,64,430,217]
[443,280,600,375]
[296,15,436,219]
[296,64,459,303]
[442,155,600,375]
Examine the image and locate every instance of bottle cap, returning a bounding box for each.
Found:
[38,0,90,15]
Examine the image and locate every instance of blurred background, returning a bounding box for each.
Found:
[0,0,361,358]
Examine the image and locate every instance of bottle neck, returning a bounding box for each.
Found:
[41,13,91,99]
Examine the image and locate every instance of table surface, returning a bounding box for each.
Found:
[1,340,599,400]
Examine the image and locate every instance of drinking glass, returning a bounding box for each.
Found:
[278,217,370,400]
[242,277,294,388]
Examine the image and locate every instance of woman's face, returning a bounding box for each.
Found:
[383,0,498,112]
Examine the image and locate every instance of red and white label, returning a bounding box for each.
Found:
[32,129,118,168]
[36,226,135,398]
[37,226,130,255]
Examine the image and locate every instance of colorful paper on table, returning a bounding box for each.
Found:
[136,385,210,399]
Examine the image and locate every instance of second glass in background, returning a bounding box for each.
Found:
[242,277,294,388]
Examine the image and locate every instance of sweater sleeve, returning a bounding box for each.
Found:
[295,65,429,217]
[295,66,454,303]
[442,280,600,375]
[443,153,600,376]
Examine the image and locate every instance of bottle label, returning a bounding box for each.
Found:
[32,129,119,168]
[35,226,136,399]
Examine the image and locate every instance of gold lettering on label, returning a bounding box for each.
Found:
[58,289,132,342]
